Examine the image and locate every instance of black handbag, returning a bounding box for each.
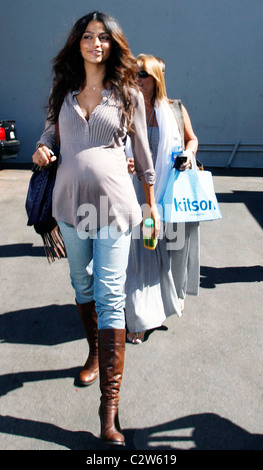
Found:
[25,145,66,263]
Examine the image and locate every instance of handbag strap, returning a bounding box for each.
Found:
[170,99,185,148]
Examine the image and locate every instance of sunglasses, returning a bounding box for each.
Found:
[136,70,150,79]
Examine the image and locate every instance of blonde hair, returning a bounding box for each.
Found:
[155,56,165,73]
[137,54,167,104]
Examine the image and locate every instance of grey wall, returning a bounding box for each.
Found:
[1,0,263,167]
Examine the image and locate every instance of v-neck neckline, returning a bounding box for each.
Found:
[73,88,110,123]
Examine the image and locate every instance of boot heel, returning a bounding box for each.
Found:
[99,405,125,446]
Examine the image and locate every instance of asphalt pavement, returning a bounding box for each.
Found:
[0,166,263,453]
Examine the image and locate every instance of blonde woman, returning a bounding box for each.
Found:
[126,54,199,343]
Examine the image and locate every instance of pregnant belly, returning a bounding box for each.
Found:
[57,147,130,200]
[53,147,142,231]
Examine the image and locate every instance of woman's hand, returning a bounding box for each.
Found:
[143,203,160,239]
[142,182,160,238]
[32,144,57,167]
[127,157,136,174]
[179,149,194,171]
[149,204,160,239]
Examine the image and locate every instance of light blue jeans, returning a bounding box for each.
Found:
[58,222,131,330]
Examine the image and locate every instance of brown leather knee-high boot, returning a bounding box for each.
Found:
[98,328,126,446]
[76,301,99,386]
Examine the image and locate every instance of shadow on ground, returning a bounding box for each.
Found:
[0,304,82,346]
[216,190,263,228]
[0,412,262,450]
[200,265,263,289]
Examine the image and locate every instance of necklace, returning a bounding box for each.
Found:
[85,83,100,92]
[146,108,154,126]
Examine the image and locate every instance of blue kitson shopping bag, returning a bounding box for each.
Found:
[161,168,222,223]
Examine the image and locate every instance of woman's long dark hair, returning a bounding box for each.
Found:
[47,11,138,129]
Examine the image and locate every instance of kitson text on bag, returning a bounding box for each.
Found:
[174,197,216,212]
